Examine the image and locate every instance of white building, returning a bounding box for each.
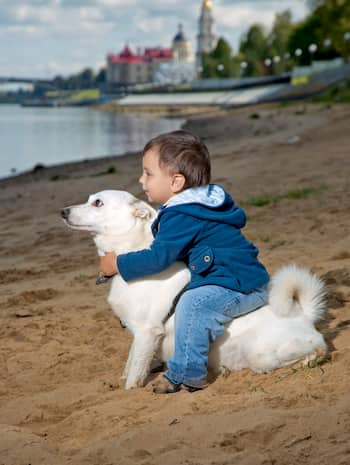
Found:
[156,24,196,84]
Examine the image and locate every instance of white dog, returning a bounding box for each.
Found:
[62,190,327,389]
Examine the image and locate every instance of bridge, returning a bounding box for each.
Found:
[0,77,55,87]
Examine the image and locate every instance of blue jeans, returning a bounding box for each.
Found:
[164,284,268,388]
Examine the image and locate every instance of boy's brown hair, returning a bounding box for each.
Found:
[142,130,211,188]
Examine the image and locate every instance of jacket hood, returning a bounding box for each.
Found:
[163,184,246,228]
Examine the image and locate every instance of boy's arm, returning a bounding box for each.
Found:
[116,212,199,282]
[100,252,119,276]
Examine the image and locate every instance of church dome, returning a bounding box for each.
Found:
[173,24,187,43]
[172,24,194,63]
[203,0,212,9]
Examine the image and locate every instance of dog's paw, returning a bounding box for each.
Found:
[125,380,144,389]
[124,383,137,390]
[125,375,148,389]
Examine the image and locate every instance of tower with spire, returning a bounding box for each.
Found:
[196,0,216,70]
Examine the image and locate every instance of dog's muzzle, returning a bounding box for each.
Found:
[61,208,70,220]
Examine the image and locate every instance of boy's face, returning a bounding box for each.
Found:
[139,148,184,204]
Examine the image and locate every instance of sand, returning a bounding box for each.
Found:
[0,102,349,465]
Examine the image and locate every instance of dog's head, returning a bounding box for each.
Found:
[61,190,156,237]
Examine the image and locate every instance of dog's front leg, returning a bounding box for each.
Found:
[125,326,164,389]
[121,338,136,381]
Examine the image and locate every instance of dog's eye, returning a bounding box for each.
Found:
[92,199,104,207]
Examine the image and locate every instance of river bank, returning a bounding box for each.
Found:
[0,102,349,465]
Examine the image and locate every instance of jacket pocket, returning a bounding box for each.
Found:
[189,247,214,275]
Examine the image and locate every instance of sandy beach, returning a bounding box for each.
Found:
[1,102,349,465]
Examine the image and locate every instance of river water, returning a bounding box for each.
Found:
[0,104,185,179]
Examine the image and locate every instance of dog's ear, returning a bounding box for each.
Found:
[132,201,154,221]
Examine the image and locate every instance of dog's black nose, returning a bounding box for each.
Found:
[61,208,70,219]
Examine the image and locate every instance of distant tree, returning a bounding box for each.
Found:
[51,68,106,90]
[314,0,350,59]
[211,37,232,60]
[78,68,95,88]
[288,15,322,65]
[201,54,218,78]
[95,68,106,85]
[239,24,269,76]
[266,11,295,73]
[66,74,80,90]
[202,37,238,78]
[52,75,66,90]
[240,24,267,56]
[289,0,350,64]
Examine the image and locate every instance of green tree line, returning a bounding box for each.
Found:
[202,0,350,78]
[51,67,106,90]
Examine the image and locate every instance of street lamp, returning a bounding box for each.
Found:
[284,52,291,60]
[308,43,317,53]
[295,48,303,57]
[217,63,224,72]
[323,38,332,48]
[240,61,247,77]
[308,43,317,65]
[264,58,272,75]
[273,56,280,64]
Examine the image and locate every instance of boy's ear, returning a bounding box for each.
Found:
[171,174,186,193]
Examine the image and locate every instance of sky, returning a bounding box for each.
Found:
[0,0,309,79]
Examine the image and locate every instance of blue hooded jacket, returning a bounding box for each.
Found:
[117,184,269,292]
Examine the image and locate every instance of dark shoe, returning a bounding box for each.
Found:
[183,383,208,393]
[152,377,181,394]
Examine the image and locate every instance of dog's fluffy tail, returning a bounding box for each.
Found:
[269,264,326,323]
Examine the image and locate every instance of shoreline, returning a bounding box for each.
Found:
[0,150,142,187]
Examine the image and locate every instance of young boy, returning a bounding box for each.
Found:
[100,130,269,394]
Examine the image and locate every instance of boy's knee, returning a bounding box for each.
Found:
[176,291,207,316]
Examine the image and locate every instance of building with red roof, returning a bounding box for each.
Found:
[107,45,173,88]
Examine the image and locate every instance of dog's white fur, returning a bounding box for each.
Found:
[62,190,327,389]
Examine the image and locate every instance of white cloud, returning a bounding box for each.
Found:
[78,6,105,21]
[216,4,275,29]
[96,0,138,6]
[2,24,45,37]
[136,16,166,34]
[12,4,58,24]
[46,60,66,74]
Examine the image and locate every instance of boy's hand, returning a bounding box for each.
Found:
[100,252,119,276]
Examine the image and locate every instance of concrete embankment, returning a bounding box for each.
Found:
[96,84,286,116]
